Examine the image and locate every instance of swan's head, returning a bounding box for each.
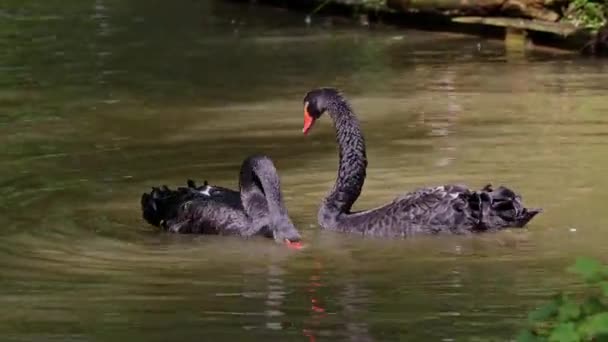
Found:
[272,220,302,249]
[302,87,342,135]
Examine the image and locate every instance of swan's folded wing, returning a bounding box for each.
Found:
[388,185,476,234]
[170,198,253,235]
[389,184,539,233]
[141,181,242,229]
[391,185,469,207]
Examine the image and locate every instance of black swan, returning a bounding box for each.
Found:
[141,155,302,246]
[301,87,541,237]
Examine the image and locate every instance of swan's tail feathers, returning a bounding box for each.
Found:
[186,179,209,190]
[141,181,203,229]
[475,184,542,230]
[514,208,542,227]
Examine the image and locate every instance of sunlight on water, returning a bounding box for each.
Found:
[2,0,608,341]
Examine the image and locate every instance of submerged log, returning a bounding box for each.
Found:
[387,0,503,15]
[386,0,561,21]
[500,0,560,22]
[451,16,579,36]
[243,0,604,57]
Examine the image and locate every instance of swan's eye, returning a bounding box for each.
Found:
[304,99,323,119]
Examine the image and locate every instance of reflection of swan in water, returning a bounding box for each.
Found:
[302,258,375,342]
[264,264,287,331]
[339,282,374,342]
[211,257,293,332]
[303,259,327,342]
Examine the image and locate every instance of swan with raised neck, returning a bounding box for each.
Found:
[302,87,541,237]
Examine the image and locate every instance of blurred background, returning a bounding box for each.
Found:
[2,0,608,340]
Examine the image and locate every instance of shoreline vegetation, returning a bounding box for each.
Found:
[235,0,608,56]
[518,257,608,341]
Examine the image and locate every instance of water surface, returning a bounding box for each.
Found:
[2,0,608,341]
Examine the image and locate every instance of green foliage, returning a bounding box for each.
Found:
[563,0,608,30]
[518,257,608,342]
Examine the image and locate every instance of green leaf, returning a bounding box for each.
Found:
[568,257,604,283]
[518,258,608,341]
[516,330,542,342]
[548,323,580,342]
[601,281,608,298]
[558,300,581,322]
[529,298,561,322]
[581,297,607,316]
[593,334,608,342]
[579,312,608,339]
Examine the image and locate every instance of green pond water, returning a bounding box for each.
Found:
[2,0,608,341]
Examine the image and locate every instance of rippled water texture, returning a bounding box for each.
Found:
[2,0,608,340]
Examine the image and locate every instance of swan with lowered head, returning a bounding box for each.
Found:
[141,154,302,246]
[301,87,541,237]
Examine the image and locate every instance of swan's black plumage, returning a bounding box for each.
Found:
[140,155,301,243]
[302,87,541,237]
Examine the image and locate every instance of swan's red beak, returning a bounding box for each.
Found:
[285,239,303,250]
[303,102,315,135]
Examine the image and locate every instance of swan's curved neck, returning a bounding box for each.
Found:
[239,157,291,232]
[255,166,286,217]
[320,99,367,225]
